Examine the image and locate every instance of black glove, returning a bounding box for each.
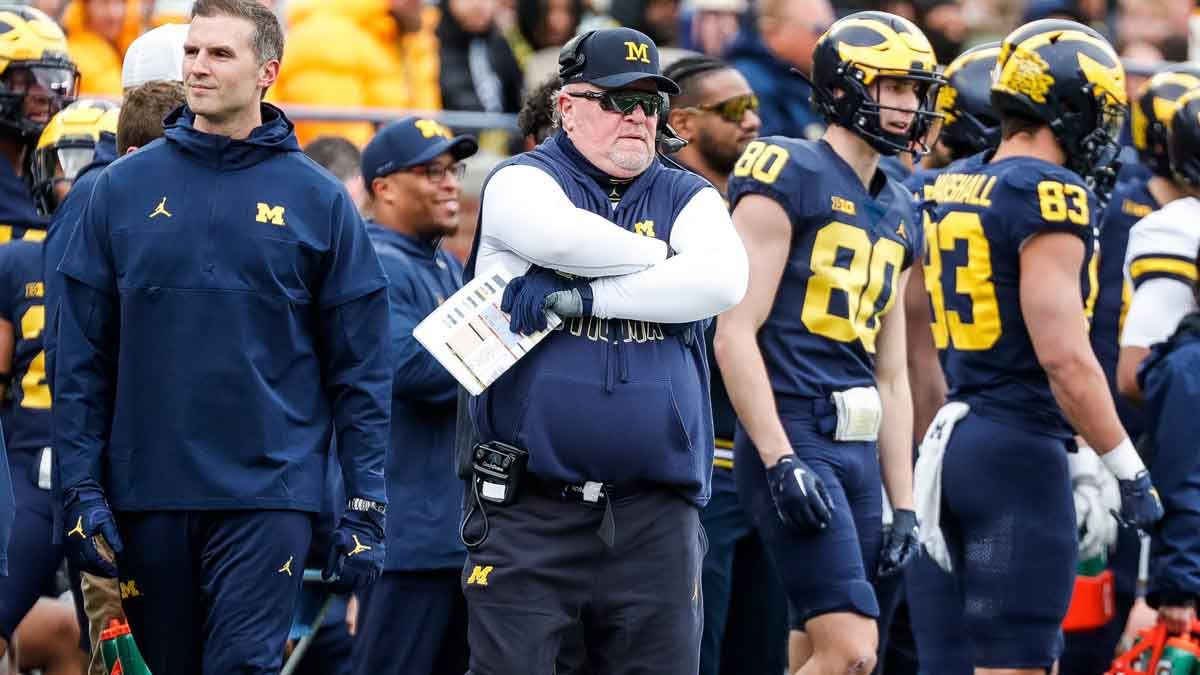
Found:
[877,508,919,577]
[322,509,385,593]
[63,483,123,578]
[1114,470,1164,531]
[766,455,834,532]
[501,266,593,335]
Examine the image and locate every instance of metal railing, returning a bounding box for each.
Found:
[277,103,520,133]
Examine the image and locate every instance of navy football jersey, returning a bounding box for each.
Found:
[0,240,50,451]
[728,138,920,400]
[904,166,940,201]
[0,155,44,244]
[924,156,1100,437]
[905,153,989,375]
[904,154,990,261]
[1091,173,1155,438]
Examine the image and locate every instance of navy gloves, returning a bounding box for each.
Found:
[63,483,123,578]
[766,455,834,533]
[323,509,385,593]
[1116,470,1164,531]
[878,508,920,577]
[502,266,593,335]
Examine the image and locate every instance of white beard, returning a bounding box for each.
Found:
[608,145,651,172]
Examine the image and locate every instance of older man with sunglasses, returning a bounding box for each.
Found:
[460,26,748,674]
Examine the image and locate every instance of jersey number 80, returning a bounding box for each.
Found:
[735,142,905,353]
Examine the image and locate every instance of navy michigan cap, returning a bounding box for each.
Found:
[361,115,479,184]
[558,27,680,94]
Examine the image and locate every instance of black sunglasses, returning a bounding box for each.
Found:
[684,93,760,123]
[567,89,663,117]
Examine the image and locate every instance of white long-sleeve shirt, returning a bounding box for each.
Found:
[1121,196,1200,348]
[476,163,748,323]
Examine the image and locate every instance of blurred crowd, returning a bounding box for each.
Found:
[3,1,1198,674]
[20,0,1189,268]
[23,0,1195,143]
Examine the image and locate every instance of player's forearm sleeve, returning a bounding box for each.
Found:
[480,165,668,276]
[53,277,119,492]
[389,285,457,404]
[1121,278,1195,348]
[589,187,748,322]
[321,288,392,504]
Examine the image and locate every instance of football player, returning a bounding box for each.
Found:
[1117,74,1200,402]
[0,103,109,675]
[903,41,1001,446]
[715,11,941,673]
[912,19,1163,674]
[0,5,75,242]
[30,99,117,216]
[0,7,82,673]
[907,42,1001,190]
[900,41,1002,675]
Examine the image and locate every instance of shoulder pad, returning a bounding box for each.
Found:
[998,158,1091,198]
[1127,199,1200,260]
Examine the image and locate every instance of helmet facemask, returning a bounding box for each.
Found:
[1054,85,1125,201]
[818,62,945,158]
[0,60,78,141]
[32,137,96,214]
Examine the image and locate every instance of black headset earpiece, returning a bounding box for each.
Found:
[558,31,595,82]
[655,92,688,154]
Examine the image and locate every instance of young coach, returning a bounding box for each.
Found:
[53,1,392,671]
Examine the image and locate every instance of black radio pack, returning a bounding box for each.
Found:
[471,441,528,506]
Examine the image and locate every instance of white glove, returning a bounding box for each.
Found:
[1069,446,1121,560]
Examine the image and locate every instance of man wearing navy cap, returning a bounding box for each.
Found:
[463,27,748,673]
[351,116,477,675]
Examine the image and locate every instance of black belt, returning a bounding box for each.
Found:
[523,473,657,505]
[523,473,665,549]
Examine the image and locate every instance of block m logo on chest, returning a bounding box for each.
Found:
[255,203,286,226]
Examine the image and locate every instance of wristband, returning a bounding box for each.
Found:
[1101,437,1145,481]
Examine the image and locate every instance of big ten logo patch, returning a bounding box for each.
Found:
[830,196,856,216]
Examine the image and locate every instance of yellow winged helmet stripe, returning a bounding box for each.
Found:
[828,18,937,85]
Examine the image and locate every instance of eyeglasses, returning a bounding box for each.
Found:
[567,90,664,117]
[684,94,760,123]
[409,162,467,183]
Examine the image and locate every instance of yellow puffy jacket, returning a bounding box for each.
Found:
[63,0,144,96]
[273,0,442,147]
